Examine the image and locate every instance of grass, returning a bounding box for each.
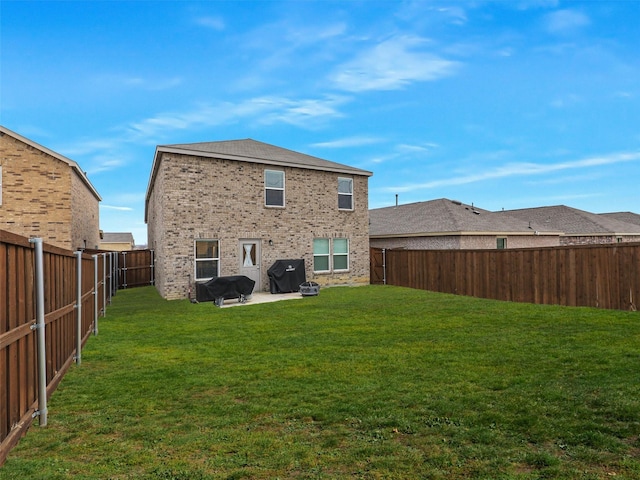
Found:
[2,285,639,479]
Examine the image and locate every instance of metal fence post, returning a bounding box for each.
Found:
[121,251,127,288]
[150,249,155,285]
[74,251,83,365]
[109,252,114,299]
[93,254,99,335]
[102,253,107,316]
[29,238,48,426]
[382,248,387,285]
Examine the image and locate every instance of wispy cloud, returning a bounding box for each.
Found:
[330,36,460,92]
[57,95,351,173]
[100,205,133,211]
[194,15,225,31]
[311,136,384,148]
[126,95,349,139]
[91,74,183,91]
[543,9,590,35]
[368,142,439,165]
[550,93,582,108]
[380,151,640,193]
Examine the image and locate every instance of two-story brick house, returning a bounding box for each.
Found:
[0,125,101,250]
[145,139,373,300]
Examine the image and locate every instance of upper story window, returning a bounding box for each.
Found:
[497,237,507,249]
[265,170,285,207]
[195,239,219,281]
[338,177,353,210]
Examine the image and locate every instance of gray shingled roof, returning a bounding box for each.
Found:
[102,232,134,244]
[599,211,640,227]
[502,205,640,235]
[158,139,372,176]
[369,198,557,237]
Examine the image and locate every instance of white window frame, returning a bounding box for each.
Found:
[265,169,285,207]
[332,238,349,271]
[313,238,350,273]
[338,177,353,210]
[194,239,220,281]
[497,237,507,249]
[313,238,331,273]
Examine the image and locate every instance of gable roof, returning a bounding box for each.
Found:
[145,138,372,221]
[502,205,640,236]
[599,211,640,227]
[101,232,134,244]
[0,125,102,201]
[369,198,558,237]
[154,138,370,176]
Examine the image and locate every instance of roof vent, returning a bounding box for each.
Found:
[451,199,462,205]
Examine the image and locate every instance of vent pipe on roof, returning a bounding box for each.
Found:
[395,194,398,206]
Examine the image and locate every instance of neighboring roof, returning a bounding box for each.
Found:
[502,205,640,236]
[145,138,372,220]
[599,211,640,227]
[101,232,134,244]
[369,198,558,238]
[0,125,102,201]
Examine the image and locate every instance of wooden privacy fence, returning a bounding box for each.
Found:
[118,249,154,289]
[0,230,113,466]
[371,242,640,311]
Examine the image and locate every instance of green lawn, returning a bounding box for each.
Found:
[2,285,639,479]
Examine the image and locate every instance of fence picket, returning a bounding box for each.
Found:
[371,243,640,311]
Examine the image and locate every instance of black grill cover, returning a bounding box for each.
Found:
[267,259,306,293]
[195,275,256,302]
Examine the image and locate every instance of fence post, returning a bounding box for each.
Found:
[382,248,387,285]
[93,254,99,335]
[109,252,114,299]
[29,238,48,427]
[102,253,107,316]
[74,251,83,365]
[121,251,127,288]
[150,249,155,285]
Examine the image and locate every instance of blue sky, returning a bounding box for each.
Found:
[2,0,639,245]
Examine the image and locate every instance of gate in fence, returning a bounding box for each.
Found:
[118,249,154,289]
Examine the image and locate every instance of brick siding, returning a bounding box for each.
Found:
[0,132,100,250]
[147,152,370,300]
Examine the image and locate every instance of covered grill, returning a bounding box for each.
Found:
[196,275,255,306]
[267,259,306,293]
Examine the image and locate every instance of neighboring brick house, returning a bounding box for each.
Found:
[145,139,373,300]
[502,205,640,245]
[0,125,101,250]
[99,232,135,251]
[370,198,561,250]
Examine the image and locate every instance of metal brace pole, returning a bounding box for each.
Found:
[109,252,114,300]
[102,253,107,316]
[93,254,99,335]
[115,251,119,291]
[382,248,387,285]
[122,251,127,289]
[150,249,155,286]
[30,238,48,426]
[74,251,83,365]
